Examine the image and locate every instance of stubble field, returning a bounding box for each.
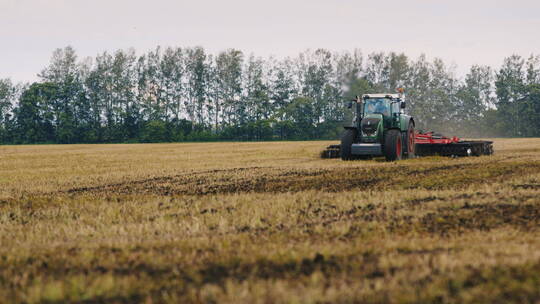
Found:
[1,138,540,303]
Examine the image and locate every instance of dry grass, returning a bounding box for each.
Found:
[1,138,540,303]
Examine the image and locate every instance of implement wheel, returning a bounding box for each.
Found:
[340,129,357,160]
[384,129,403,161]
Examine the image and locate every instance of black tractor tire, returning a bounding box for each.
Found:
[404,123,415,159]
[340,129,357,160]
[384,129,403,161]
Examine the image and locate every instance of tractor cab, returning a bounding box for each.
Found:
[362,93,406,117]
[363,96,392,116]
[359,94,407,142]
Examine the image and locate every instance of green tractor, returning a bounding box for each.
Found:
[340,92,415,161]
[321,90,494,161]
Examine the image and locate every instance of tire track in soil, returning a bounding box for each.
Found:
[60,158,540,197]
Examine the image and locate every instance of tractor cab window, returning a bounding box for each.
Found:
[391,101,401,114]
[364,98,390,116]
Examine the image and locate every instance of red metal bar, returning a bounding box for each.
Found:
[415,132,460,145]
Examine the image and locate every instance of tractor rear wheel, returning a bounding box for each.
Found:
[384,129,403,161]
[340,129,356,160]
[405,123,415,159]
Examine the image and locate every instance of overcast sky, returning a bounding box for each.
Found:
[1,0,539,83]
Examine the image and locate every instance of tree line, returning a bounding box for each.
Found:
[0,46,539,144]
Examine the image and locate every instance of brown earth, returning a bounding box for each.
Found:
[1,139,540,303]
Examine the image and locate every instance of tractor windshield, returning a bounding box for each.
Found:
[364,98,391,116]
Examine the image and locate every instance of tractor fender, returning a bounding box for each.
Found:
[400,118,415,132]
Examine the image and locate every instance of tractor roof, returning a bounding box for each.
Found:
[362,93,401,99]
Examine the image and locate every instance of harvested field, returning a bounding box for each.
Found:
[1,138,540,303]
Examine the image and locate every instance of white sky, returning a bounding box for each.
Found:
[1,0,539,83]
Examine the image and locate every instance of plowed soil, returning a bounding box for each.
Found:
[62,158,539,196]
[1,139,540,303]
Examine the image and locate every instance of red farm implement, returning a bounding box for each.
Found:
[413,131,493,157]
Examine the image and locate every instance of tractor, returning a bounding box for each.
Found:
[340,90,414,161]
[321,90,493,161]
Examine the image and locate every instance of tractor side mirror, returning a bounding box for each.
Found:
[400,102,406,109]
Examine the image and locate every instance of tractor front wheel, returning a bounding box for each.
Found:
[384,129,403,161]
[340,129,356,160]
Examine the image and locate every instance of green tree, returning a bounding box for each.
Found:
[456,65,493,136]
[269,59,297,139]
[161,47,185,122]
[365,52,389,90]
[14,83,59,143]
[139,47,164,122]
[141,120,169,142]
[185,47,210,126]
[4,46,540,144]
[111,49,140,140]
[495,55,525,136]
[244,55,271,134]
[40,46,92,143]
[387,52,409,91]
[299,49,333,128]
[0,79,16,143]
[429,58,460,133]
[215,49,243,128]
[405,54,432,130]
[282,96,315,139]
